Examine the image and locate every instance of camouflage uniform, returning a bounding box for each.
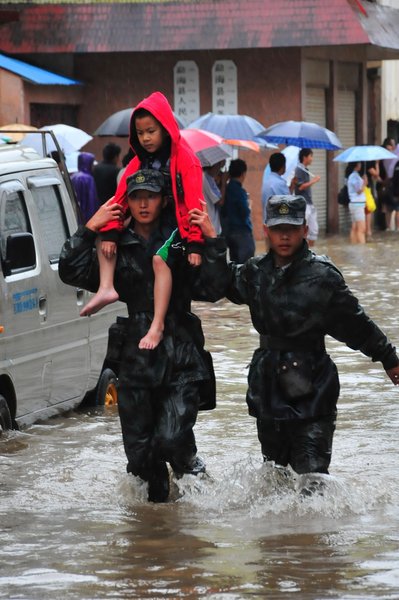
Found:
[59,222,227,500]
[225,239,398,474]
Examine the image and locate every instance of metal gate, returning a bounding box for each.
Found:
[305,87,328,233]
[337,90,356,233]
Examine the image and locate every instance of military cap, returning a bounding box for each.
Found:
[266,195,306,227]
[127,169,164,196]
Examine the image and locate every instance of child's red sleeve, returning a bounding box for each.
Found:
[177,162,205,251]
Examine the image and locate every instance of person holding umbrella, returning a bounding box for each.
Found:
[345,162,367,244]
[378,137,397,231]
[261,152,290,223]
[334,145,399,242]
[294,148,320,247]
[202,160,227,235]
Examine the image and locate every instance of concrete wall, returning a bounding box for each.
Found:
[378,0,399,134]
[0,70,25,124]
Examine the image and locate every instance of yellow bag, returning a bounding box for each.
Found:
[365,186,376,213]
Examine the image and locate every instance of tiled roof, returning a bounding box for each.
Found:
[0,0,398,54]
[361,1,399,51]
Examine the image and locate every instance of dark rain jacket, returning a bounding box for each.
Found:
[59,224,227,410]
[225,241,399,421]
[71,152,99,224]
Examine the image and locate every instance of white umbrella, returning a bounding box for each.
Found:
[23,124,92,155]
[333,145,398,163]
[262,145,300,192]
[64,150,80,174]
[281,145,301,185]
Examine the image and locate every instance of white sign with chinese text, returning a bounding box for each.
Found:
[173,61,200,127]
[212,60,237,115]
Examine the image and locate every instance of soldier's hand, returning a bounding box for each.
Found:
[189,201,217,239]
[386,366,399,385]
[188,252,202,267]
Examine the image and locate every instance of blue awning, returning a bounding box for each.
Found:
[0,53,81,85]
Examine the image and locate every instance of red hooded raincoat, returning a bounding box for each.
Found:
[100,92,204,251]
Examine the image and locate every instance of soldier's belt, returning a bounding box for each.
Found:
[259,335,325,353]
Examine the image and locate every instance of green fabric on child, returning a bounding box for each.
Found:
[156,228,179,263]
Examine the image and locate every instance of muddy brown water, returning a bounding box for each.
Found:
[1,232,399,599]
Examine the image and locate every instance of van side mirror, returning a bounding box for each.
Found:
[3,232,36,276]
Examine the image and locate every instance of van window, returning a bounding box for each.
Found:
[30,184,69,264]
[0,190,32,260]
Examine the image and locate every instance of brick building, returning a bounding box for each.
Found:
[1,0,399,238]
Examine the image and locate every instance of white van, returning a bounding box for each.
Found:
[0,141,124,430]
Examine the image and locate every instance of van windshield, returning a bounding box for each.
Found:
[31,184,69,263]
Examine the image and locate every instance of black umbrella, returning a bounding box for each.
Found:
[94,108,185,136]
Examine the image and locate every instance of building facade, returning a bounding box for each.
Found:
[1,0,399,239]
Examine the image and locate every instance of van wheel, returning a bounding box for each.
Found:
[0,395,12,431]
[96,369,118,407]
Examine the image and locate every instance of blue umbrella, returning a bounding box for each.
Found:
[258,120,342,150]
[333,145,398,162]
[187,112,269,142]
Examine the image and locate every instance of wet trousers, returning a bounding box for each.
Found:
[257,417,336,474]
[117,380,200,481]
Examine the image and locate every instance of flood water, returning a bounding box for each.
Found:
[2,232,399,599]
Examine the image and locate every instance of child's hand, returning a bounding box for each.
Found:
[188,252,202,267]
[101,240,117,259]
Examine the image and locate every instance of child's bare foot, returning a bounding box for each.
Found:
[80,289,119,317]
[138,327,164,350]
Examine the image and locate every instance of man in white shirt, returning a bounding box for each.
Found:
[262,153,290,222]
[294,148,320,247]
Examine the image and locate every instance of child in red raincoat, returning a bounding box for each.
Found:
[80,92,205,350]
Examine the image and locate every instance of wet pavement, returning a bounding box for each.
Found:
[1,231,399,599]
